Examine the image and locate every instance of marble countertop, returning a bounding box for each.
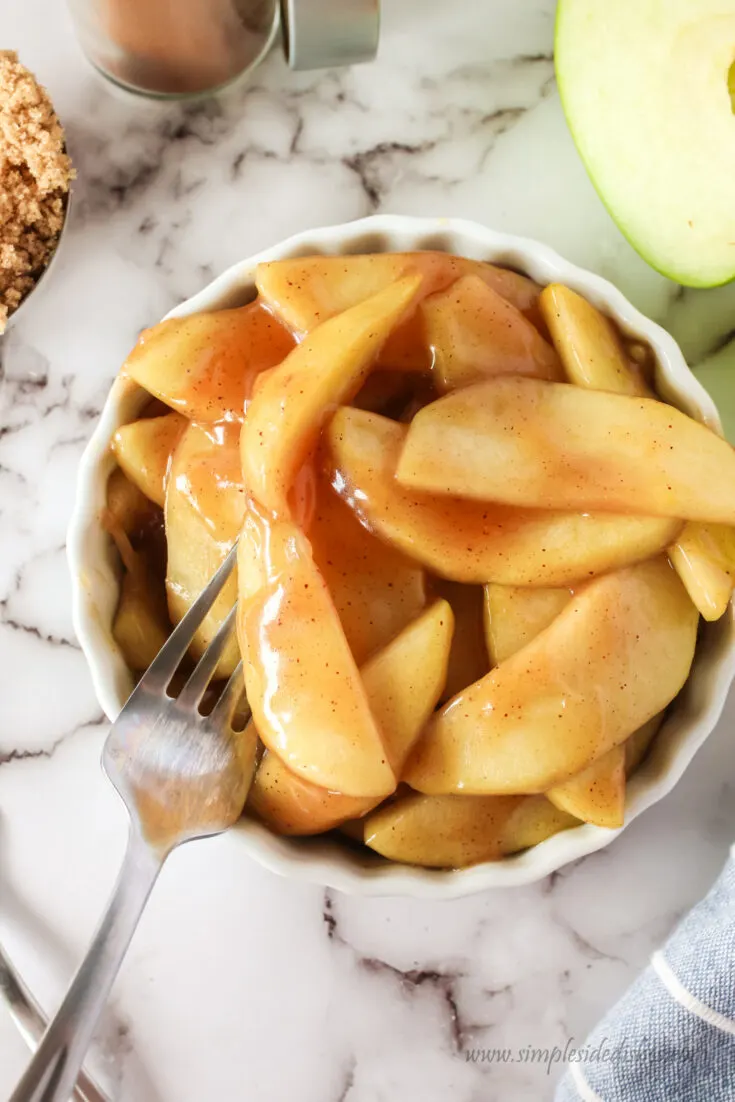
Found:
[3,1,735,1099]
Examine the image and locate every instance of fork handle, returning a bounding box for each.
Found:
[9,829,163,1102]
[0,951,108,1102]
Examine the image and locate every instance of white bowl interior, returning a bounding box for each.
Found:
[67,215,735,898]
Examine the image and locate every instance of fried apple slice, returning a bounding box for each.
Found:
[247,752,356,837]
[351,370,418,415]
[483,584,572,665]
[247,600,453,834]
[397,376,735,524]
[433,580,489,701]
[364,792,578,868]
[105,469,158,539]
[339,818,367,843]
[236,498,395,799]
[256,252,542,330]
[326,407,680,586]
[165,421,244,675]
[112,411,186,506]
[669,523,735,621]
[482,577,623,827]
[125,301,294,420]
[256,251,542,372]
[242,275,421,517]
[363,599,452,769]
[113,557,171,672]
[404,557,698,795]
[546,748,626,829]
[541,284,735,621]
[308,480,425,664]
[545,711,666,828]
[540,283,649,396]
[624,713,665,776]
[424,275,562,393]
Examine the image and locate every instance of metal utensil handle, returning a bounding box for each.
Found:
[0,949,109,1102]
[9,829,162,1102]
[0,950,53,1055]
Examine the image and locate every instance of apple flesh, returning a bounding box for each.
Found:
[241,274,421,518]
[236,497,395,799]
[165,421,244,676]
[669,522,735,622]
[540,284,649,396]
[256,251,543,373]
[125,302,294,421]
[404,557,699,795]
[248,751,362,837]
[351,370,419,416]
[397,376,735,523]
[105,469,158,539]
[625,714,664,776]
[326,407,680,586]
[484,575,664,826]
[484,584,571,665]
[256,252,542,331]
[247,600,453,835]
[556,0,735,287]
[308,479,426,665]
[547,747,626,829]
[113,412,186,507]
[113,562,170,672]
[541,283,735,621]
[364,792,578,868]
[551,712,665,830]
[433,580,489,701]
[423,275,562,393]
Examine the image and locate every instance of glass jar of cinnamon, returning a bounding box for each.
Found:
[66,0,381,99]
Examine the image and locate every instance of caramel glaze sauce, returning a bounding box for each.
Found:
[106,299,294,675]
[107,293,650,677]
[106,286,659,829]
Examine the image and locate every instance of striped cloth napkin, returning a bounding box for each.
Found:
[556,847,735,1101]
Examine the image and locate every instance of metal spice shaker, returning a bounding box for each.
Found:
[66,0,380,99]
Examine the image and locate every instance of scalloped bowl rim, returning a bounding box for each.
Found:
[67,214,735,899]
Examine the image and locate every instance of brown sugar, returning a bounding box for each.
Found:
[0,51,73,332]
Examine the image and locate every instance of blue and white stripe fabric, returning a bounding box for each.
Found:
[556,848,735,1101]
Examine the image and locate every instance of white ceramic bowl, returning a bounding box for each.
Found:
[68,215,735,898]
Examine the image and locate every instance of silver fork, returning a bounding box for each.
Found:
[0,945,108,1102]
[10,543,251,1102]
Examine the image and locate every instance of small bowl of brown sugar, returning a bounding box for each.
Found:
[0,50,74,333]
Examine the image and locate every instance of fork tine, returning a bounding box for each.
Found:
[135,541,237,693]
[208,660,249,729]
[176,604,237,708]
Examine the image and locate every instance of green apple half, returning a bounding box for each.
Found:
[556,0,735,287]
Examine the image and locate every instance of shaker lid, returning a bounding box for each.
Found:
[281,0,380,71]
